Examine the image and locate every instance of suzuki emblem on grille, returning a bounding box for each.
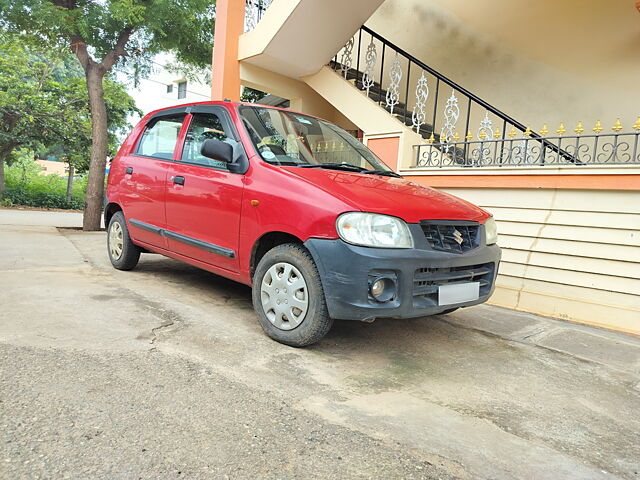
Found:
[453,229,464,245]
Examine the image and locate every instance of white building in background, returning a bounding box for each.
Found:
[123,54,211,122]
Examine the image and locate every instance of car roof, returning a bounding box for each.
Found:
[144,100,319,121]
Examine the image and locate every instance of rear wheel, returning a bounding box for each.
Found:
[252,243,333,347]
[107,211,140,271]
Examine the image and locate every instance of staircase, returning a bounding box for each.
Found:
[325,25,570,167]
[241,2,575,169]
[326,58,469,162]
[329,59,438,141]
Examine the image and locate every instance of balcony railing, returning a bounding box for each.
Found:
[415,127,640,168]
[244,0,272,32]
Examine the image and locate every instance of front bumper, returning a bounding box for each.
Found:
[305,234,501,321]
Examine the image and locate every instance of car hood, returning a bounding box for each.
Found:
[280,167,489,224]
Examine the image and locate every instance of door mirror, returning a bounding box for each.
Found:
[200,138,233,163]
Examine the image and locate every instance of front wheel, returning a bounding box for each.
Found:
[252,243,333,347]
[107,211,141,271]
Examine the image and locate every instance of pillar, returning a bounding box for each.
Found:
[211,0,245,101]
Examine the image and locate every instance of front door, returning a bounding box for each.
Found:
[165,107,244,273]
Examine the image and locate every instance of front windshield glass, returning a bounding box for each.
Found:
[239,106,391,171]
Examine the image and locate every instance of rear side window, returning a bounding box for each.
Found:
[136,114,185,160]
[181,113,234,169]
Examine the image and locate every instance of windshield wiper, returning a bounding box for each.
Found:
[296,163,403,177]
[360,169,402,178]
[297,163,364,172]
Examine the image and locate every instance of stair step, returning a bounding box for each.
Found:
[329,60,467,161]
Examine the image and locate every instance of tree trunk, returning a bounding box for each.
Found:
[82,65,109,231]
[66,163,75,204]
[70,27,132,229]
[0,153,5,199]
[0,142,18,199]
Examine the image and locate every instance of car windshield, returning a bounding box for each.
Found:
[239,105,391,172]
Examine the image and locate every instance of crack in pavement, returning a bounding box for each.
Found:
[117,289,187,347]
[147,306,184,347]
[150,319,177,346]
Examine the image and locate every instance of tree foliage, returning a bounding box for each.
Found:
[0,40,80,162]
[0,0,215,68]
[0,0,215,229]
[241,87,267,104]
[0,36,139,197]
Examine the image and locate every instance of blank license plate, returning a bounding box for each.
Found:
[438,282,480,306]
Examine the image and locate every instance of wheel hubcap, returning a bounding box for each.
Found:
[109,221,124,260]
[260,262,308,330]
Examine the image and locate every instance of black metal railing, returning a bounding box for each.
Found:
[331,25,578,165]
[415,130,640,168]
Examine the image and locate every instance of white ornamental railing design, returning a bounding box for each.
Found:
[244,0,272,32]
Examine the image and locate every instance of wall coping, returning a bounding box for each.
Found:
[400,165,640,176]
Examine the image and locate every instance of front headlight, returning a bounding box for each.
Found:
[336,212,413,249]
[484,216,498,245]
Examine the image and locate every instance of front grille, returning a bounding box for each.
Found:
[413,262,495,307]
[420,221,480,253]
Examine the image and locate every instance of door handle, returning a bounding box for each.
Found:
[172,175,185,185]
[125,167,133,174]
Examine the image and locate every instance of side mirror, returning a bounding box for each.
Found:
[201,138,233,163]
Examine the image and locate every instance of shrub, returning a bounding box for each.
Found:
[3,152,87,210]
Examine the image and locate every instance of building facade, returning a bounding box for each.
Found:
[123,54,212,120]
[212,0,640,334]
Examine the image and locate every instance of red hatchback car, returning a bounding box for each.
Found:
[105,101,500,346]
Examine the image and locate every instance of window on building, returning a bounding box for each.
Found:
[181,113,234,169]
[177,81,187,99]
[135,114,186,160]
[166,84,173,94]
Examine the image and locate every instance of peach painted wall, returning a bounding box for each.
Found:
[366,136,400,171]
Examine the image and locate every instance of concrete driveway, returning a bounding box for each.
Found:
[1,208,639,479]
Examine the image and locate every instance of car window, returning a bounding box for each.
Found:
[136,114,185,159]
[181,113,234,169]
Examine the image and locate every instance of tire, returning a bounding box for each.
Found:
[252,243,333,347]
[107,211,141,271]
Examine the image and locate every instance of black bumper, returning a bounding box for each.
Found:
[305,235,501,321]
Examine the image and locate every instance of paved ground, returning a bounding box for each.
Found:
[1,209,639,480]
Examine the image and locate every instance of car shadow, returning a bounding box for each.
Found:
[131,255,470,356]
[134,255,253,300]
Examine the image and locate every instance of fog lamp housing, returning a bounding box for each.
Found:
[368,274,397,303]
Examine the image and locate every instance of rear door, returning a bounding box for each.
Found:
[165,106,245,272]
[119,110,187,249]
